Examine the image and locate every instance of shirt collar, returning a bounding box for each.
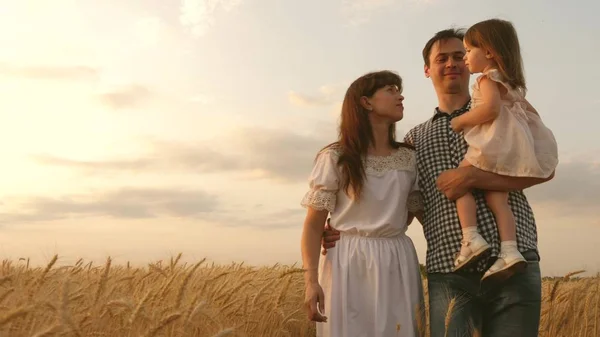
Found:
[432,99,472,121]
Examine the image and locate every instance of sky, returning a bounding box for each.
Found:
[0,0,598,276]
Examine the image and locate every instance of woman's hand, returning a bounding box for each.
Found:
[304,281,327,322]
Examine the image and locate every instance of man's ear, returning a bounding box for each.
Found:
[424,64,430,78]
[359,96,372,111]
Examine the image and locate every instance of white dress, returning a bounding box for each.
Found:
[463,69,558,178]
[301,145,425,337]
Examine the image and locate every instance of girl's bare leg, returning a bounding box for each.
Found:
[484,191,516,242]
[453,159,491,271]
[456,160,477,230]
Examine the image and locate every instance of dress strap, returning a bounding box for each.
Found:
[481,69,529,122]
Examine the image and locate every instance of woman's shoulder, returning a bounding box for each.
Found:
[317,142,342,155]
[396,142,415,151]
[313,142,342,164]
[393,144,417,164]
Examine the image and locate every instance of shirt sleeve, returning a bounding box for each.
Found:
[300,149,340,213]
[403,127,416,147]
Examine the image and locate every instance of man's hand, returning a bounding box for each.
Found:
[436,166,474,200]
[321,219,340,255]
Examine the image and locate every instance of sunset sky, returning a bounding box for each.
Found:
[0,0,598,276]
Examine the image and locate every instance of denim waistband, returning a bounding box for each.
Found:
[522,249,540,262]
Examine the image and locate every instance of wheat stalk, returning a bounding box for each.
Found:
[143,312,182,337]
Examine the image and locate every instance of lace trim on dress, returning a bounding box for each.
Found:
[319,144,416,176]
[407,191,424,213]
[364,147,416,176]
[301,189,336,213]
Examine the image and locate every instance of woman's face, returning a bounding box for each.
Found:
[363,84,404,123]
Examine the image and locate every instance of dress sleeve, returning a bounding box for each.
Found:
[407,165,424,214]
[300,149,340,213]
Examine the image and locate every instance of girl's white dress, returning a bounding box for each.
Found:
[301,145,425,337]
[463,69,558,178]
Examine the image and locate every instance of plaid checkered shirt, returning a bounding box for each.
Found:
[403,100,539,274]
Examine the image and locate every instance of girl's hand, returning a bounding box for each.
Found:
[304,282,327,322]
[450,117,463,132]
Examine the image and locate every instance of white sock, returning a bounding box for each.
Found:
[462,227,479,240]
[501,240,518,252]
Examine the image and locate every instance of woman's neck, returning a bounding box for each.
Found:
[368,120,393,156]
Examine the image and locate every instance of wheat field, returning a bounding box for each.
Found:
[0,254,597,337]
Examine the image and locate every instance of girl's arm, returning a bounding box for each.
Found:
[451,77,502,131]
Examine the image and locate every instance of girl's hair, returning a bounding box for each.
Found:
[320,70,413,200]
[464,18,526,91]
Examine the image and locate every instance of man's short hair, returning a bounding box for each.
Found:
[422,28,466,66]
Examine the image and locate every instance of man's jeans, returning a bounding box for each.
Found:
[427,251,542,337]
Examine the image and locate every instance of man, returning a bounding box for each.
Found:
[321,28,554,337]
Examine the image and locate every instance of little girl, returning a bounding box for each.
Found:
[450,18,558,282]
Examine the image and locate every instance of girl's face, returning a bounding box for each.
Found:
[362,84,404,123]
[463,40,492,74]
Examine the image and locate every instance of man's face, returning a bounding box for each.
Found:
[424,38,470,95]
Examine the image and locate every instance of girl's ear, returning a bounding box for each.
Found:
[360,96,372,111]
[485,50,494,59]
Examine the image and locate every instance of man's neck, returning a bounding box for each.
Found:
[436,93,470,114]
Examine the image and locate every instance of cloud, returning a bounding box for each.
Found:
[0,63,99,81]
[202,208,306,230]
[133,17,164,47]
[0,188,218,224]
[96,85,152,109]
[288,85,344,108]
[0,187,305,230]
[342,0,396,26]
[32,141,237,175]
[32,127,331,183]
[179,0,243,37]
[524,161,600,217]
[189,93,214,104]
[341,0,434,25]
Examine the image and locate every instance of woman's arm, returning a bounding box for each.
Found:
[407,211,424,226]
[301,208,329,322]
[301,208,329,281]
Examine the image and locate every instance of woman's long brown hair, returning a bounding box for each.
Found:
[320,70,413,200]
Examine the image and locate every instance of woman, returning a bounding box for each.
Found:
[300,70,425,337]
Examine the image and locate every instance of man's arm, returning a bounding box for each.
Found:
[436,165,555,200]
[468,166,554,191]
